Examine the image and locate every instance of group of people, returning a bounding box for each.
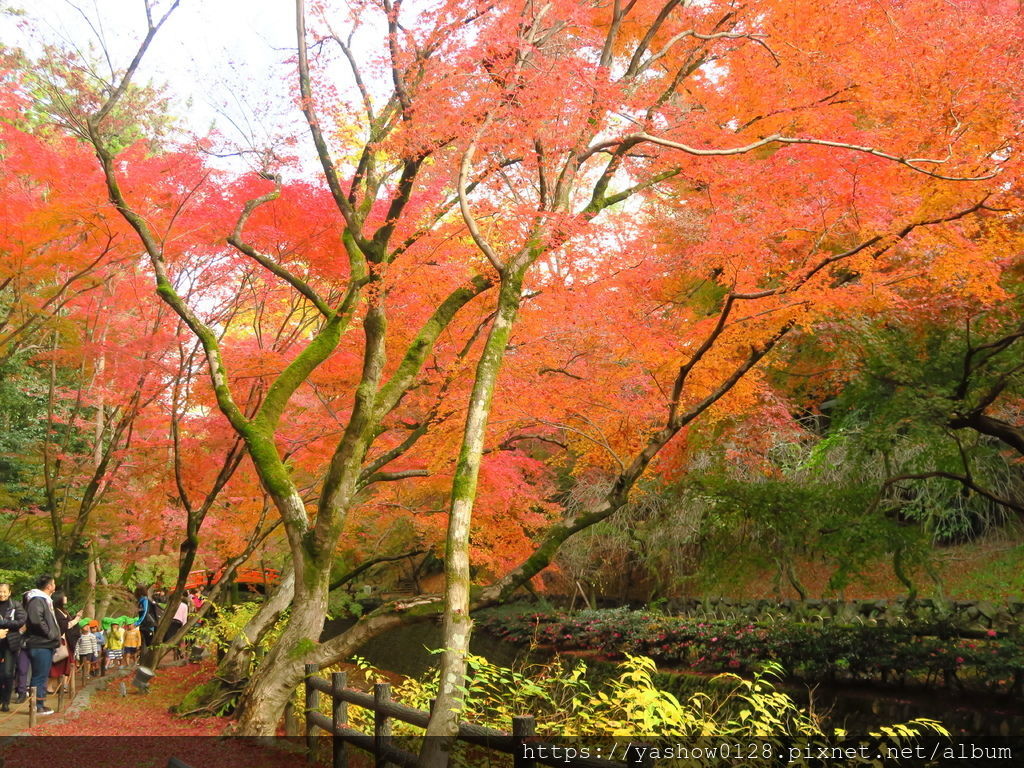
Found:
[65,614,142,676]
[0,576,204,715]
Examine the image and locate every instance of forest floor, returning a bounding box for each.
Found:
[0,660,304,768]
[726,527,1024,601]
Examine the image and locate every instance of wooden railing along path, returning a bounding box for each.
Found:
[167,663,654,768]
[18,661,84,730]
[302,664,653,768]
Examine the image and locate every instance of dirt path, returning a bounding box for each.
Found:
[0,665,108,738]
[0,661,306,768]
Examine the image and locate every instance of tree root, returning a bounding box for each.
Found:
[174,675,248,717]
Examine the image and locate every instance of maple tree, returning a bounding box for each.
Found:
[0,72,286,623]
[0,95,148,583]
[6,0,1022,757]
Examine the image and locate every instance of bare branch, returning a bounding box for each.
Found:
[226,174,333,317]
[458,118,504,273]
[329,549,426,591]
[876,472,1024,516]
[93,0,181,124]
[296,0,363,233]
[584,132,995,182]
[360,469,430,486]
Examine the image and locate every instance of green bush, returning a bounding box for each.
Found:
[319,654,947,767]
[0,568,35,593]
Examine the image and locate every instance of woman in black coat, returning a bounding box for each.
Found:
[0,582,26,711]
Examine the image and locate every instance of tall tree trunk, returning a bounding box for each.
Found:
[85,555,98,618]
[420,271,524,768]
[892,544,918,607]
[95,553,114,618]
[79,322,107,599]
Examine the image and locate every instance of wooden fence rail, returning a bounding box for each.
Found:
[304,664,653,768]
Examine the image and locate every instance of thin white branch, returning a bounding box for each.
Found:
[458,118,504,273]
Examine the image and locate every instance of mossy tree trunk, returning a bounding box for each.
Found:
[420,270,526,768]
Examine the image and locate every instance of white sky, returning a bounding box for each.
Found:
[0,0,331,171]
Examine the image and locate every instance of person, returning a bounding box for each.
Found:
[170,596,188,635]
[105,620,125,668]
[123,621,142,666]
[23,575,60,715]
[75,623,99,678]
[166,596,188,658]
[49,592,81,692]
[14,602,31,704]
[91,621,105,675]
[134,586,159,648]
[0,582,27,712]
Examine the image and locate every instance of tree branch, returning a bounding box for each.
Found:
[226,174,333,317]
[586,132,996,181]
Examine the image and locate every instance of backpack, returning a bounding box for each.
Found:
[141,598,161,629]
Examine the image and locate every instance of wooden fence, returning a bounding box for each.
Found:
[303,664,653,768]
[24,659,82,728]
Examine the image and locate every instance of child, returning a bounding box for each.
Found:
[123,621,142,666]
[90,621,105,676]
[106,621,125,668]
[75,623,99,679]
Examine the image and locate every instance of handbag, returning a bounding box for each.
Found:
[53,637,69,663]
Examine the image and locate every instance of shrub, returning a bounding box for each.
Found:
[0,568,34,594]
[316,654,947,767]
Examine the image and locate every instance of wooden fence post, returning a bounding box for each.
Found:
[374,682,392,768]
[512,715,536,768]
[624,742,653,768]
[305,663,318,762]
[28,687,36,727]
[332,671,348,768]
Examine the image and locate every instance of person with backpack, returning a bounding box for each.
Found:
[134,586,159,647]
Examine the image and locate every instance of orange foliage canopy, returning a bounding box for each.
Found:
[3,0,1022,584]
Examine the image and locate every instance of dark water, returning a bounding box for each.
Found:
[322,619,1023,765]
[321,616,529,678]
[791,683,1024,766]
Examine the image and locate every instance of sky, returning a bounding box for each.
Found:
[0,0,326,171]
